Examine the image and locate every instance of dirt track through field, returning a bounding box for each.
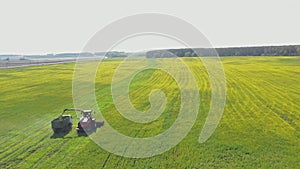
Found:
[0,59,77,69]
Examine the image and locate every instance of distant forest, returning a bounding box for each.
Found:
[146,45,300,58]
[2,45,300,61]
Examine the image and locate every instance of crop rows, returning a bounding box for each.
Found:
[0,57,299,168]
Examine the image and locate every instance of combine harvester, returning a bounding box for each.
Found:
[51,108,104,135]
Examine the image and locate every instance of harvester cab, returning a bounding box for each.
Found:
[81,110,94,119]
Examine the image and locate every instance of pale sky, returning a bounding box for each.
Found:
[0,0,300,54]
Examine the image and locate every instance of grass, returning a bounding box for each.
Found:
[0,56,299,168]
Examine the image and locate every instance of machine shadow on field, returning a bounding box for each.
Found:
[50,130,72,139]
[50,126,104,139]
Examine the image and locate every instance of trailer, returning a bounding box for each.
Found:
[51,115,72,133]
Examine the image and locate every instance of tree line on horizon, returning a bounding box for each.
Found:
[146,45,300,58]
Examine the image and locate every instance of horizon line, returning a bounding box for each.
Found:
[1,43,300,56]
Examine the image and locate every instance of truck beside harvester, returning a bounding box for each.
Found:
[51,108,104,136]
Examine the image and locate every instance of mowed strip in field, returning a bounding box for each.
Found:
[0,57,299,168]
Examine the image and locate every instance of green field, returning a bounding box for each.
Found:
[0,57,299,168]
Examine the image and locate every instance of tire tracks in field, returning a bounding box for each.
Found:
[0,126,50,164]
[0,133,50,168]
[0,116,52,154]
[226,68,274,120]
[101,63,172,168]
[227,67,298,137]
[106,59,202,168]
[221,68,250,129]
[233,68,300,129]
[41,137,98,168]
[0,114,60,163]
[28,137,73,168]
[11,136,67,168]
[0,116,52,147]
[225,67,284,133]
[236,67,300,111]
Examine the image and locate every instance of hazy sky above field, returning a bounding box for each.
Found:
[0,0,300,54]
